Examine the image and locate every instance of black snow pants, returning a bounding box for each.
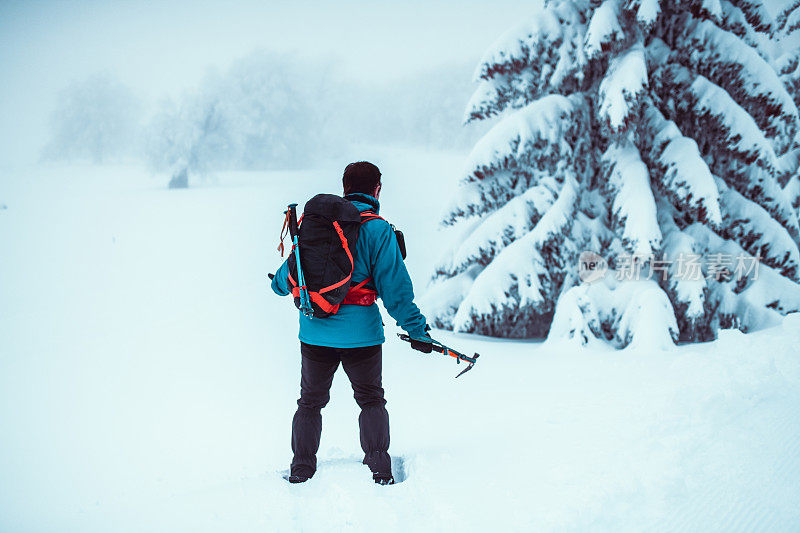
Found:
[290,342,390,478]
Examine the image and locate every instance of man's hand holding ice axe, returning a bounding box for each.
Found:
[407,325,434,354]
[399,327,480,378]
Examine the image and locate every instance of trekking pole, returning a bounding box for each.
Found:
[286,203,314,317]
[397,334,480,378]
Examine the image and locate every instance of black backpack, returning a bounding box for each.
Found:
[286,194,363,318]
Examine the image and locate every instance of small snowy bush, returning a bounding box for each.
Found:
[427,0,800,347]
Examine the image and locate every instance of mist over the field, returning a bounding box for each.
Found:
[3,0,793,171]
[0,0,539,175]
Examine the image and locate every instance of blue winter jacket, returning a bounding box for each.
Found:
[271,193,428,348]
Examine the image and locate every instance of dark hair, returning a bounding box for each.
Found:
[343,161,381,196]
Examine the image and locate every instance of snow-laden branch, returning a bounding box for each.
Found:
[623,0,661,29]
[641,103,722,226]
[671,18,799,153]
[550,278,679,349]
[463,94,588,183]
[444,94,591,225]
[657,204,710,340]
[444,177,560,277]
[727,0,773,33]
[585,0,625,58]
[452,177,579,337]
[602,141,662,257]
[650,62,799,240]
[716,178,800,279]
[599,44,648,133]
[465,0,588,122]
[685,224,800,329]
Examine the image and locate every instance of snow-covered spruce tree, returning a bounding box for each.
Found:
[424,0,800,347]
[775,1,800,217]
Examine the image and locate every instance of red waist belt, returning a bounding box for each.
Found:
[343,278,378,306]
[289,275,377,312]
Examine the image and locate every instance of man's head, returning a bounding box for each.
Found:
[343,161,382,199]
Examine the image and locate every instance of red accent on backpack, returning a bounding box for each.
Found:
[285,208,384,315]
[343,278,378,306]
[359,211,384,223]
[338,211,384,306]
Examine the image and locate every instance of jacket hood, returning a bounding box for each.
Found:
[344,193,380,214]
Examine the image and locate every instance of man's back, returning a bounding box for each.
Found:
[271,192,427,348]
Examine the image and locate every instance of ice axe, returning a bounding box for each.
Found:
[397,334,480,378]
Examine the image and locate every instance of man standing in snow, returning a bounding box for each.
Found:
[270,161,433,485]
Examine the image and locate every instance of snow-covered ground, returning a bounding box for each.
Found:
[1,148,799,532]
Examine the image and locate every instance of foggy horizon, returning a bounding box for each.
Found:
[0,0,536,167]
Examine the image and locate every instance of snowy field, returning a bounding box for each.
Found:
[1,147,800,532]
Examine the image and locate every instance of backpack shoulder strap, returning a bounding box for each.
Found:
[359,211,406,260]
[360,211,385,223]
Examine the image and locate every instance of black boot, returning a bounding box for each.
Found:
[283,472,311,484]
[373,472,394,485]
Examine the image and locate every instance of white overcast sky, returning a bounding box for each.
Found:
[0,0,536,165]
